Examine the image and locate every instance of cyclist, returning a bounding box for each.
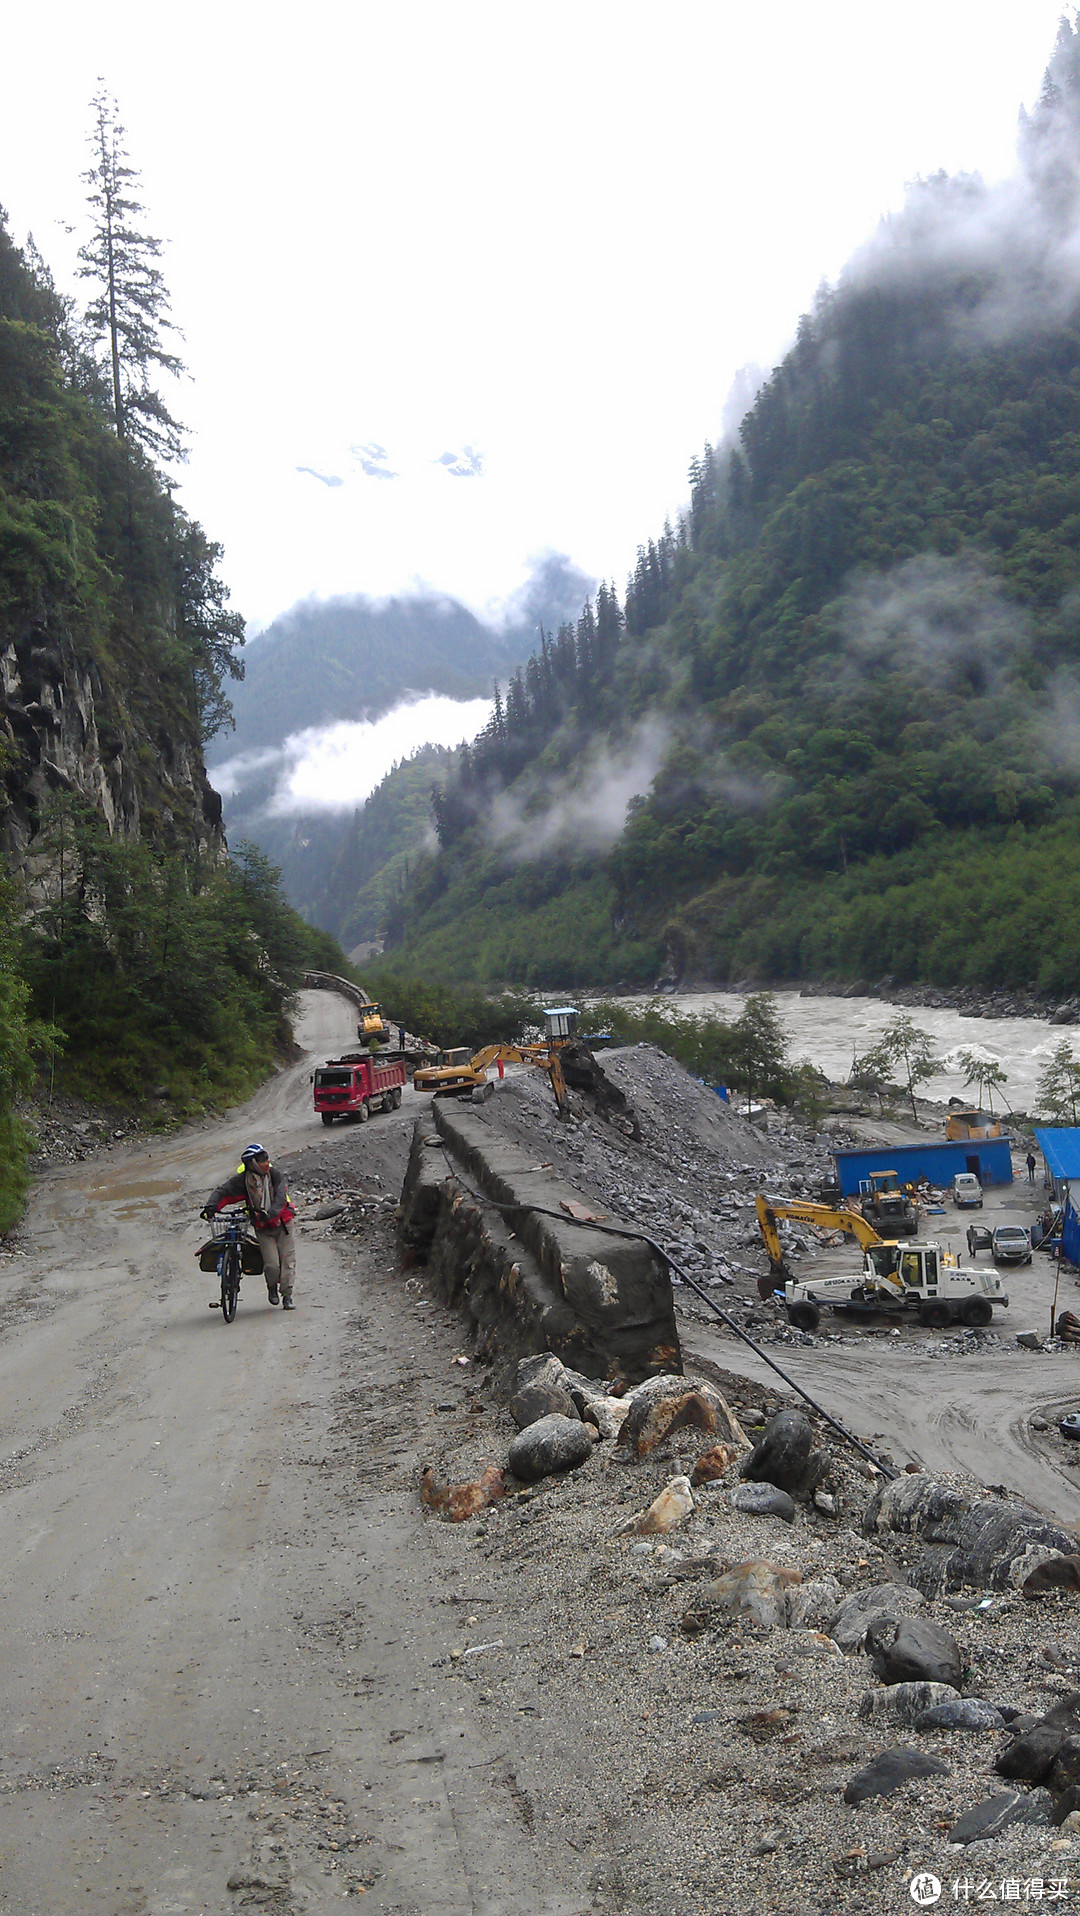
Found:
[202,1143,297,1309]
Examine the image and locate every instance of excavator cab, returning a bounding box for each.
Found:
[543,1006,579,1045]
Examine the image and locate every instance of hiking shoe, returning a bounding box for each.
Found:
[281,1296,295,1310]
[267,1285,280,1306]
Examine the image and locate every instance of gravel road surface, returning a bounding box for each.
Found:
[0,994,589,1916]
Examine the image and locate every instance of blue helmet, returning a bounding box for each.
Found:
[241,1143,269,1164]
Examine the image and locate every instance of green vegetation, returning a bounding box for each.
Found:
[0,146,351,1207]
[1036,1039,1080,1123]
[358,969,542,1052]
[955,1049,1010,1114]
[382,20,1080,999]
[853,1014,941,1122]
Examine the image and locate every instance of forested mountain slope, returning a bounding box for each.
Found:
[0,203,346,1222]
[378,19,1080,997]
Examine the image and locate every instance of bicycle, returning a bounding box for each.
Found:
[207,1209,258,1323]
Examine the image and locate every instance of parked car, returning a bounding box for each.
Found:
[991,1224,1032,1265]
[952,1172,983,1208]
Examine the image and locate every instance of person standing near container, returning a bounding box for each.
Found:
[202,1144,297,1308]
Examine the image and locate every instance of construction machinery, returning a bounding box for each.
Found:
[412,1007,581,1108]
[780,1240,1009,1332]
[313,1054,406,1125]
[755,1194,897,1288]
[755,1195,1008,1329]
[355,995,392,1046]
[856,1169,920,1237]
[413,1043,528,1098]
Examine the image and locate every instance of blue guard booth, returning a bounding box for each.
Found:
[831,1137,1014,1199]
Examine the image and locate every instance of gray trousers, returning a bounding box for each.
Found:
[256,1222,295,1298]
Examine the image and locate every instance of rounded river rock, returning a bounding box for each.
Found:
[507,1413,593,1482]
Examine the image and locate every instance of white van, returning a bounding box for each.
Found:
[952,1172,983,1208]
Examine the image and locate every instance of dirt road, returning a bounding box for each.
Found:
[0,994,589,1916]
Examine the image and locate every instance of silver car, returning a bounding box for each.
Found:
[991,1225,1031,1265]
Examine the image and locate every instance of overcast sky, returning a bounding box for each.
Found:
[1,2,1071,634]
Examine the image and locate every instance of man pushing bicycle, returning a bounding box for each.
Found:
[202,1143,297,1309]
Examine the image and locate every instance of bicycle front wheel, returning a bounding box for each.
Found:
[221,1245,241,1323]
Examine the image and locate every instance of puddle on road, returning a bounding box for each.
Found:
[85,1176,182,1203]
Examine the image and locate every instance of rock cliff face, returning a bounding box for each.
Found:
[0,622,224,871]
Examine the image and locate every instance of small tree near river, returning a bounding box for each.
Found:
[854,1013,941,1122]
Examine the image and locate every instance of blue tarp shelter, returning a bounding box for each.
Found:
[1033,1127,1080,1184]
[832,1136,1014,1199]
[1033,1128,1080,1265]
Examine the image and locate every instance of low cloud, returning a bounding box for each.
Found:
[844,22,1080,348]
[295,466,344,488]
[834,553,1030,697]
[486,716,671,860]
[213,693,492,816]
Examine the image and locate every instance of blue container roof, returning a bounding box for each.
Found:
[1034,1127,1080,1182]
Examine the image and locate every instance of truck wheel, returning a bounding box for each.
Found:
[392,1086,403,1109]
[919,1301,951,1328]
[961,1296,993,1327]
[358,1101,370,1123]
[787,1300,821,1332]
[321,1113,334,1127]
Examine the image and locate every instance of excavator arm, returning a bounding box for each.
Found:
[755,1193,886,1287]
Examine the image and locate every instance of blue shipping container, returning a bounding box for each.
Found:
[832,1137,1014,1198]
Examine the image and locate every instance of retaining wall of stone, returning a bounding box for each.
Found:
[397,1100,681,1386]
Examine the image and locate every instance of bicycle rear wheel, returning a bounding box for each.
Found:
[221,1245,241,1322]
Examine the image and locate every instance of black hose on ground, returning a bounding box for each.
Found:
[441,1155,899,1480]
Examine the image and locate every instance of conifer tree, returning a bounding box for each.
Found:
[77,85,185,460]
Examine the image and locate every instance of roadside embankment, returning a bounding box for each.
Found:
[397,1096,680,1385]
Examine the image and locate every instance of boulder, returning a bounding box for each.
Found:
[509,1382,581,1430]
[691,1443,741,1486]
[741,1410,815,1495]
[699,1559,802,1631]
[618,1375,747,1457]
[1049,1736,1080,1792]
[914,1698,1005,1732]
[1052,1784,1080,1826]
[862,1473,1077,1596]
[843,1747,948,1806]
[514,1352,570,1395]
[507,1414,593,1482]
[787,1577,842,1632]
[1022,1555,1080,1598]
[561,1368,631,1440]
[617,1475,695,1536]
[866,1615,963,1689]
[996,1692,1080,1785]
[858,1682,959,1728]
[949,1790,1055,1845]
[420,1463,507,1522]
[827,1582,925,1654]
[731,1483,796,1523]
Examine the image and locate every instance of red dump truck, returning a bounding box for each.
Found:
[313,1054,407,1126]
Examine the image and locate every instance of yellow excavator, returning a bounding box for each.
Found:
[411,1041,567,1111]
[754,1194,1000,1329]
[755,1195,897,1290]
[413,1009,578,1109]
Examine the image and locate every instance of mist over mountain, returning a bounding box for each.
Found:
[209,554,594,936]
[373,16,1080,996]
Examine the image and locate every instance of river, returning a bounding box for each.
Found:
[614,988,1066,1114]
